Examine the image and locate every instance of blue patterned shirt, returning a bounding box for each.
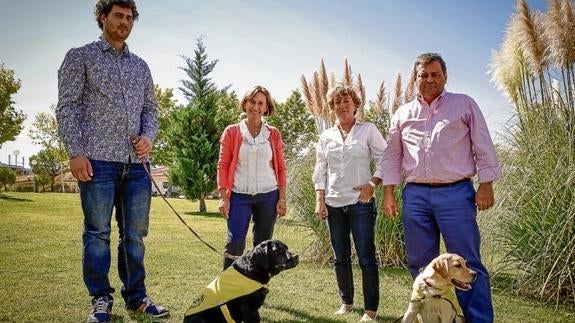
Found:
[56,36,158,163]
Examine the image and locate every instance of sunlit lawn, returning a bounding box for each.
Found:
[0,192,573,322]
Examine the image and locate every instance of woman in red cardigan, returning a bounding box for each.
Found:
[217,85,287,269]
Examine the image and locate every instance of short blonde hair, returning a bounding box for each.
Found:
[240,85,275,116]
[326,84,362,111]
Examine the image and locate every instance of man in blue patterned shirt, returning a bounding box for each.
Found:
[55,1,168,321]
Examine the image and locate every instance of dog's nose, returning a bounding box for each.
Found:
[291,254,299,264]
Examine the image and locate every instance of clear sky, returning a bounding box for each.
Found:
[0,0,547,167]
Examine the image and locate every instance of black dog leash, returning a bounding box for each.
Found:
[141,160,238,260]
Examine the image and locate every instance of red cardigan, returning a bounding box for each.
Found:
[217,123,287,200]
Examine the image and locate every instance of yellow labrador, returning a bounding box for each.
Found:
[401,253,476,323]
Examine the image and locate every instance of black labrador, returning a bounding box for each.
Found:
[183,239,299,323]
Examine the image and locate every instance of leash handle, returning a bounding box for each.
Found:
[141,161,235,258]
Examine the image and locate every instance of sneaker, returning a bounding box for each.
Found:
[334,304,353,315]
[87,296,113,323]
[359,310,377,322]
[133,296,169,318]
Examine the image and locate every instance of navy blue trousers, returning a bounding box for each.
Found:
[223,190,278,269]
[402,179,493,323]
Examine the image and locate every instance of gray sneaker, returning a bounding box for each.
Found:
[87,296,113,323]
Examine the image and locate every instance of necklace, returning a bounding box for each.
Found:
[247,123,261,137]
[338,123,352,140]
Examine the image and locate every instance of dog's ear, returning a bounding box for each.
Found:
[252,240,272,270]
[433,257,450,279]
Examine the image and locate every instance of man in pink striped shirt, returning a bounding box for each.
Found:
[382,53,501,323]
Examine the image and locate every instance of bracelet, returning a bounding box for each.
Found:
[368,180,377,188]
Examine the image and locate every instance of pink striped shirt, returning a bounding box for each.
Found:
[382,91,501,185]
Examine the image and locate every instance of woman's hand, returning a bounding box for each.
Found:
[276,199,287,217]
[218,199,230,219]
[315,200,328,220]
[353,183,374,203]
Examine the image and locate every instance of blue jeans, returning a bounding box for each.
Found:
[224,190,279,269]
[326,199,379,312]
[402,179,493,323]
[79,159,151,309]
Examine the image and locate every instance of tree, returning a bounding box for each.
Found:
[179,37,218,102]
[28,106,67,192]
[29,149,63,192]
[168,38,228,212]
[151,85,177,166]
[0,167,16,191]
[215,90,240,133]
[267,90,317,158]
[0,64,26,148]
[168,93,220,212]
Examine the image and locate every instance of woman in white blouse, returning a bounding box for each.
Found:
[312,84,387,322]
[217,86,287,269]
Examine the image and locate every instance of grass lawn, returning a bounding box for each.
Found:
[0,192,573,322]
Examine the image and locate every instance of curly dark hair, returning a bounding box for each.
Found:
[94,0,139,30]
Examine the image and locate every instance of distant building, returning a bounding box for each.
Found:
[150,166,182,197]
[0,162,33,175]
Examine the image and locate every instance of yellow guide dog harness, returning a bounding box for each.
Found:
[410,285,464,318]
[185,267,267,323]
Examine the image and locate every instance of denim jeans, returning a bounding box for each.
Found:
[223,190,279,269]
[402,179,493,323]
[326,199,379,312]
[79,159,151,309]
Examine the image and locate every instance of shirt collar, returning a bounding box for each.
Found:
[97,35,130,57]
[334,118,363,127]
[417,90,447,105]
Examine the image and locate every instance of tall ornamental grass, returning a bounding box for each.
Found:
[489,0,575,304]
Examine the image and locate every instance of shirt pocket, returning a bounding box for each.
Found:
[348,141,369,158]
[325,140,343,163]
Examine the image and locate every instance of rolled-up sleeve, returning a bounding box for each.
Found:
[56,48,86,158]
[312,139,328,190]
[368,123,387,180]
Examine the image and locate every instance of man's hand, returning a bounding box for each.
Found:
[132,136,152,160]
[382,185,398,219]
[70,155,92,182]
[476,181,495,211]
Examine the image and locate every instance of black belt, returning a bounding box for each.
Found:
[409,178,470,188]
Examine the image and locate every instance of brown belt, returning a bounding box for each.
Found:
[410,178,470,188]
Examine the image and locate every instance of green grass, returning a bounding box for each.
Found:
[1,192,574,322]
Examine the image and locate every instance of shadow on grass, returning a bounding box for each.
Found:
[183,211,221,218]
[265,304,346,323]
[266,304,403,323]
[0,193,33,202]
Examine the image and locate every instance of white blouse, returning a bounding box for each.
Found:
[233,120,278,195]
[312,121,387,207]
